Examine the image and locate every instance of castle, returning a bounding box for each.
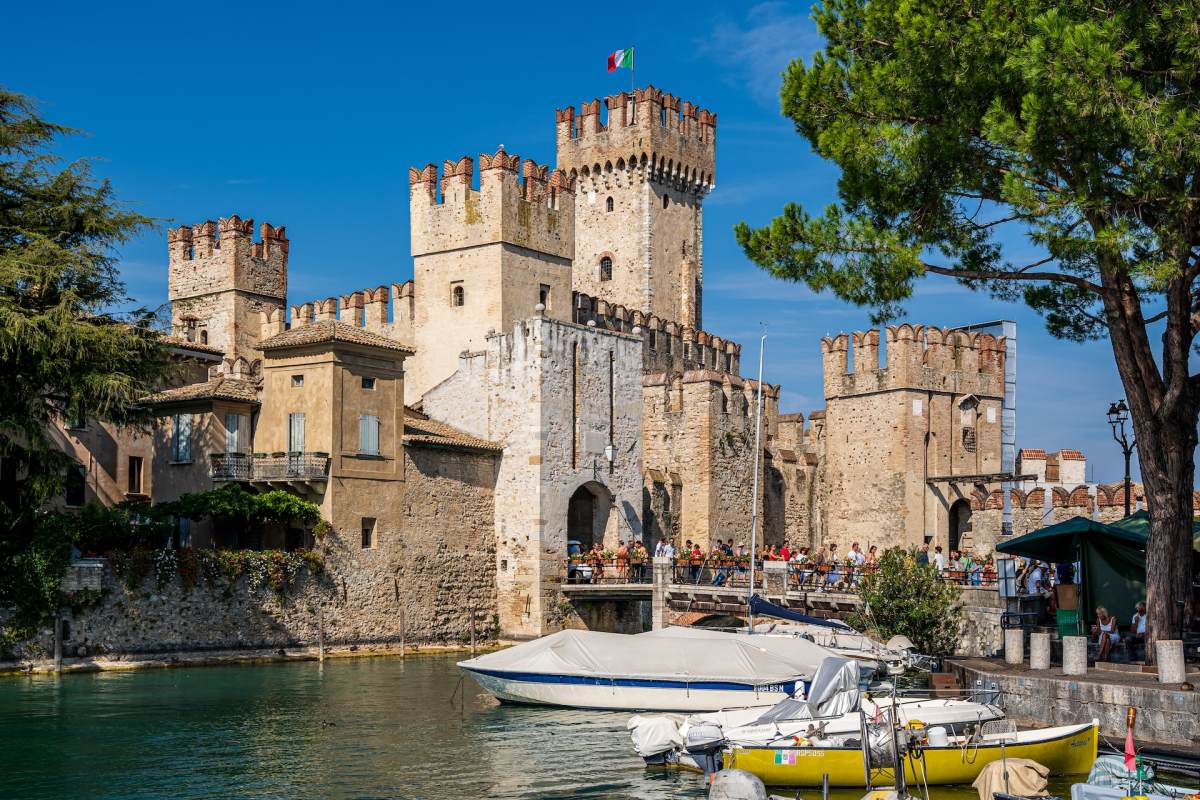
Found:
[53,86,1137,641]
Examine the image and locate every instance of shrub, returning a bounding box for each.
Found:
[850,546,962,657]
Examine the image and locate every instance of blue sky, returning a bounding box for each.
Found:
[6,0,1146,481]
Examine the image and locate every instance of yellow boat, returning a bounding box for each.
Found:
[725,720,1098,787]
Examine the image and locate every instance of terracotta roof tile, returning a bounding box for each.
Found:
[259,320,415,354]
[161,335,224,356]
[402,407,500,453]
[142,377,259,405]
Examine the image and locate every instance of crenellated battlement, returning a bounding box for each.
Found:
[555,86,716,193]
[168,215,288,303]
[571,290,741,376]
[821,324,1006,399]
[409,147,575,260]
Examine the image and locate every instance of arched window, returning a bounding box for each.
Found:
[662,193,670,209]
[199,330,208,345]
[606,196,614,212]
[452,285,465,307]
[599,257,613,282]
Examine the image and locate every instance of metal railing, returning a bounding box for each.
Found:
[559,557,999,591]
[564,557,653,584]
[209,452,331,482]
[210,453,252,481]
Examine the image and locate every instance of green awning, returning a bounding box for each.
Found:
[994,516,1142,562]
[1108,510,1200,551]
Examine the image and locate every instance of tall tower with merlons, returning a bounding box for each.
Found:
[555,86,715,328]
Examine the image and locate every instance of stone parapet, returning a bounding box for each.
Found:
[409,147,575,261]
[555,86,716,192]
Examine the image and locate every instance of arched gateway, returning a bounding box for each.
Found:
[567,482,613,551]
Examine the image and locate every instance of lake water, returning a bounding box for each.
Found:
[0,655,1078,800]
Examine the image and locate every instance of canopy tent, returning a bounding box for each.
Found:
[1108,509,1200,551]
[996,514,1199,632]
[996,516,1145,630]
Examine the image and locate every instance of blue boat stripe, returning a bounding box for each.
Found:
[463,667,804,694]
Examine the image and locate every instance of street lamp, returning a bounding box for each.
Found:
[1106,399,1135,517]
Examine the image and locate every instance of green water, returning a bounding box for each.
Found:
[0,655,1075,800]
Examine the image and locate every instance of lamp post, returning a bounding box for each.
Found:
[1106,399,1135,517]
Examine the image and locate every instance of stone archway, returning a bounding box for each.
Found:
[567,482,613,551]
[949,498,972,553]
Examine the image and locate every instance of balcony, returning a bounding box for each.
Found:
[210,452,330,489]
[211,453,252,481]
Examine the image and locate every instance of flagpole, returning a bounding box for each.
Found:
[631,47,635,94]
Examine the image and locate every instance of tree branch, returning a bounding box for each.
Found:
[921,263,1103,293]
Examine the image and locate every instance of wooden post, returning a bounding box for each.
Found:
[317,604,326,662]
[53,610,63,674]
[400,609,406,659]
[470,602,477,657]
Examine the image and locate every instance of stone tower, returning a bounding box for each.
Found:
[555,86,715,328]
[406,148,576,402]
[819,325,1006,550]
[167,215,288,359]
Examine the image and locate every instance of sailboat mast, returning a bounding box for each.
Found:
[747,333,766,632]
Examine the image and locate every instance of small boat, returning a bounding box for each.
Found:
[748,622,910,676]
[630,657,1004,770]
[457,629,820,711]
[724,719,1098,787]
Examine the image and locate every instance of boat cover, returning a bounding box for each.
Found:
[458,629,814,685]
[971,758,1049,800]
[752,657,861,723]
[638,626,839,679]
[749,594,854,631]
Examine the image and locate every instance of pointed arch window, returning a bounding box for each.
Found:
[606,196,614,212]
[599,257,613,282]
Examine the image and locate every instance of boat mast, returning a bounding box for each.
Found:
[747,332,766,633]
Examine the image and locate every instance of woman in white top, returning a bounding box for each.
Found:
[1092,606,1119,662]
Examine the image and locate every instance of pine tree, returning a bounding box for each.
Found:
[0,87,172,630]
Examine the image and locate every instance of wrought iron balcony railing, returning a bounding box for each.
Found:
[253,452,330,481]
[210,452,252,481]
[210,452,330,483]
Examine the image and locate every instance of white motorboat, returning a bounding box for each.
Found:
[629,656,1005,768]
[458,628,835,711]
[638,625,886,683]
[749,622,910,676]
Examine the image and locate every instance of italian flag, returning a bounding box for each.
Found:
[607,47,634,72]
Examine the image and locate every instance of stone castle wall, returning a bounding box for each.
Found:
[642,371,779,549]
[24,446,497,658]
[424,317,644,638]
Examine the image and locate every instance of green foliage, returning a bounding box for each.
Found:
[0,86,173,634]
[850,547,962,657]
[110,546,322,599]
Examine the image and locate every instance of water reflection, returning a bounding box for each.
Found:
[0,655,706,800]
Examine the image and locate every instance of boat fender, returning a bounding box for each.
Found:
[708,769,768,800]
[926,727,949,747]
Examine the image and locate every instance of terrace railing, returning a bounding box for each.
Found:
[209,452,331,483]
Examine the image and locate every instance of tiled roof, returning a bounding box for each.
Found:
[403,407,500,453]
[161,335,224,356]
[259,320,415,354]
[142,377,260,406]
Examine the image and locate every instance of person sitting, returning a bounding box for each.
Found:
[1128,601,1147,657]
[1092,606,1120,662]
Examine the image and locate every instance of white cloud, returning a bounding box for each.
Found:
[699,3,820,104]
